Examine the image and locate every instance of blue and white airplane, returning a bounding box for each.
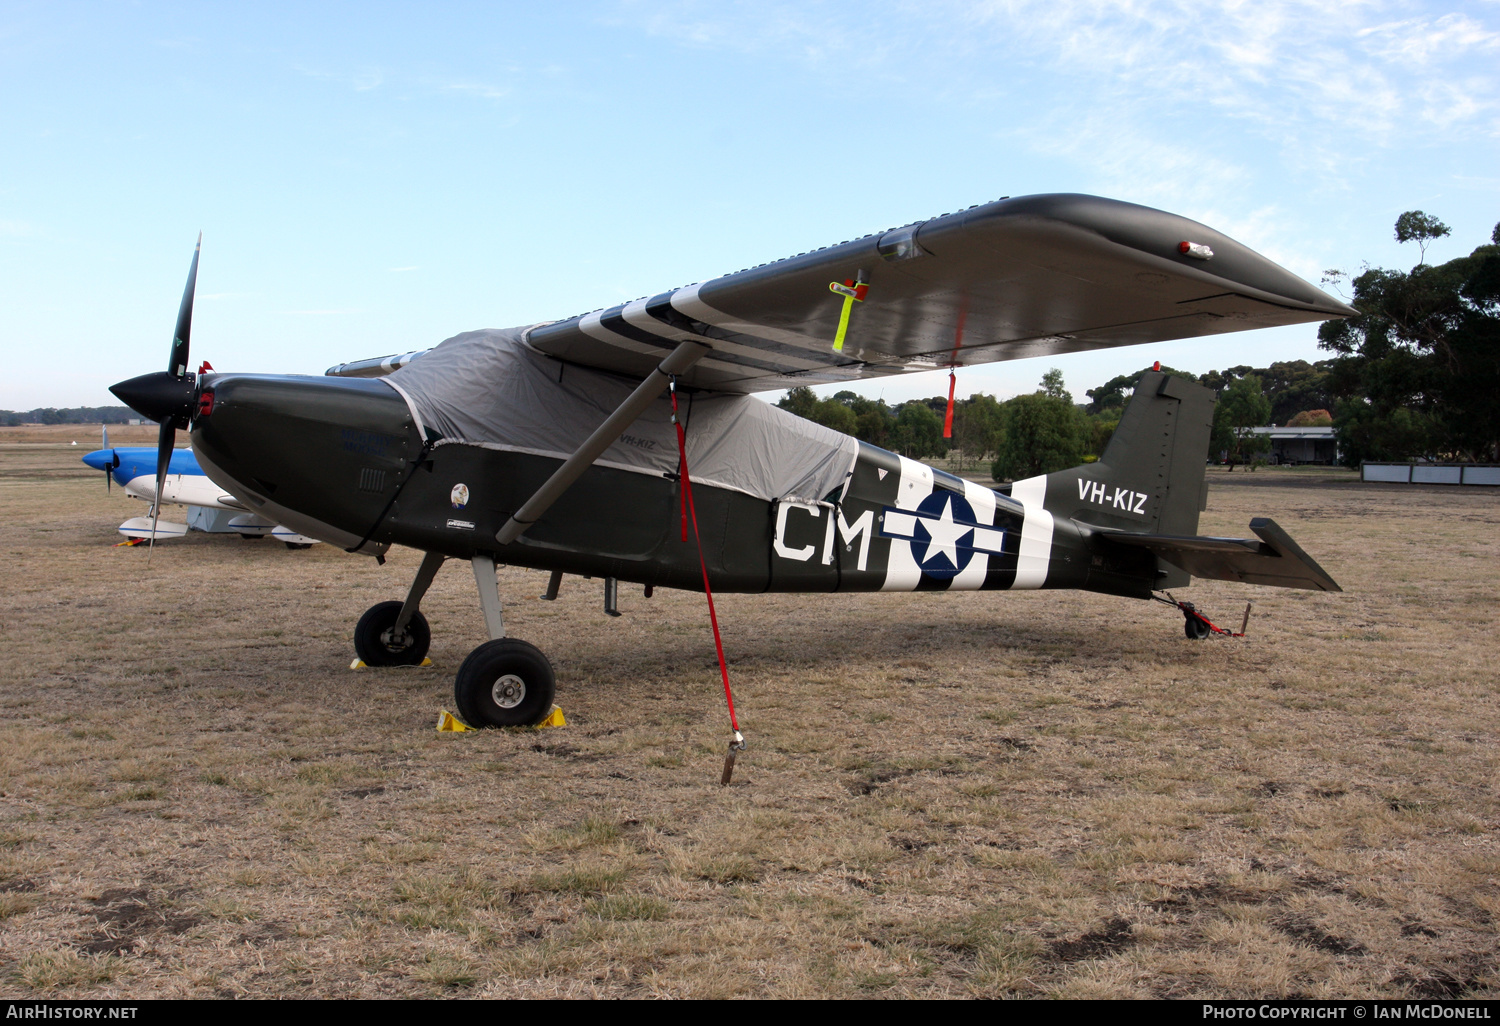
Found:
[81,426,319,548]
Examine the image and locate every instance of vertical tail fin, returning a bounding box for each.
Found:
[1027,370,1216,588]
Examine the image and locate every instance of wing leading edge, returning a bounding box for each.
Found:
[329,193,1355,392]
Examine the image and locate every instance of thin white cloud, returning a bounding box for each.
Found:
[440,81,510,101]
[1359,12,1500,65]
[617,0,1499,287]
[626,0,1500,151]
[1012,112,1252,212]
[296,64,521,103]
[294,65,384,92]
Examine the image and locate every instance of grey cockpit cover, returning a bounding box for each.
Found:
[384,327,859,503]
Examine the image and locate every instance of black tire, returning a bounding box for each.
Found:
[285,542,313,550]
[453,638,556,728]
[353,600,431,666]
[1183,614,1211,640]
[239,533,264,540]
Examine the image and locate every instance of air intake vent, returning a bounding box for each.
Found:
[359,468,388,493]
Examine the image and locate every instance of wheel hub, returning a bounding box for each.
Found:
[492,674,526,709]
[380,627,412,651]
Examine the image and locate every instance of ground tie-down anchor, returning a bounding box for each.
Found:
[721,731,747,787]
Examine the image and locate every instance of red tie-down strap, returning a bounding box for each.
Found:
[669,380,744,765]
[944,370,957,440]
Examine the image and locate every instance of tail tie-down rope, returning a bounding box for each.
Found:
[670,378,746,785]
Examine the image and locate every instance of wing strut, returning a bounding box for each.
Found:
[494,340,710,546]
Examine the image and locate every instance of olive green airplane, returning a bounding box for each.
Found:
[111,194,1350,730]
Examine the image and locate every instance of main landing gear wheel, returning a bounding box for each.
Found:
[1183,613,1211,640]
[453,638,556,728]
[353,600,432,666]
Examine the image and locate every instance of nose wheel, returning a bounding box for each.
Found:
[453,638,556,727]
[354,600,432,666]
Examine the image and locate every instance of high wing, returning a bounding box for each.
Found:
[328,193,1355,393]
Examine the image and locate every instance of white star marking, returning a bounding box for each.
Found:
[920,495,973,567]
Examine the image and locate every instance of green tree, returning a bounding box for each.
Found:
[951,393,1005,463]
[1040,368,1069,401]
[854,406,891,447]
[811,397,857,435]
[1319,216,1500,465]
[889,401,945,458]
[1084,413,1119,459]
[1084,365,1192,414]
[1257,360,1334,425]
[1211,374,1272,469]
[1394,210,1451,265]
[1331,399,1438,467]
[1196,360,1334,427]
[991,392,1084,481]
[777,386,819,419]
[826,390,895,446]
[775,386,863,437]
[1197,365,1255,393]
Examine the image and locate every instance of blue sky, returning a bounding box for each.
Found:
[2,1,1497,410]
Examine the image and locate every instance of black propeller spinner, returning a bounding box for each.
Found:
[109,234,202,553]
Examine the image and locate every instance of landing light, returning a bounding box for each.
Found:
[1178,241,1214,260]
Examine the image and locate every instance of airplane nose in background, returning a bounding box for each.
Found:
[80,449,112,471]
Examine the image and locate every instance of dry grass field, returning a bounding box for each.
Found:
[0,424,162,446]
[1,433,1496,999]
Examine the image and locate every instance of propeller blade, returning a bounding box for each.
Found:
[101,424,111,493]
[148,420,175,562]
[110,238,205,435]
[168,233,201,378]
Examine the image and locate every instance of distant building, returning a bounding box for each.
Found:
[1248,426,1338,465]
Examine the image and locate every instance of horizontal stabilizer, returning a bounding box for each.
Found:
[227,513,276,534]
[271,525,322,546]
[1095,517,1341,592]
[119,516,188,541]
